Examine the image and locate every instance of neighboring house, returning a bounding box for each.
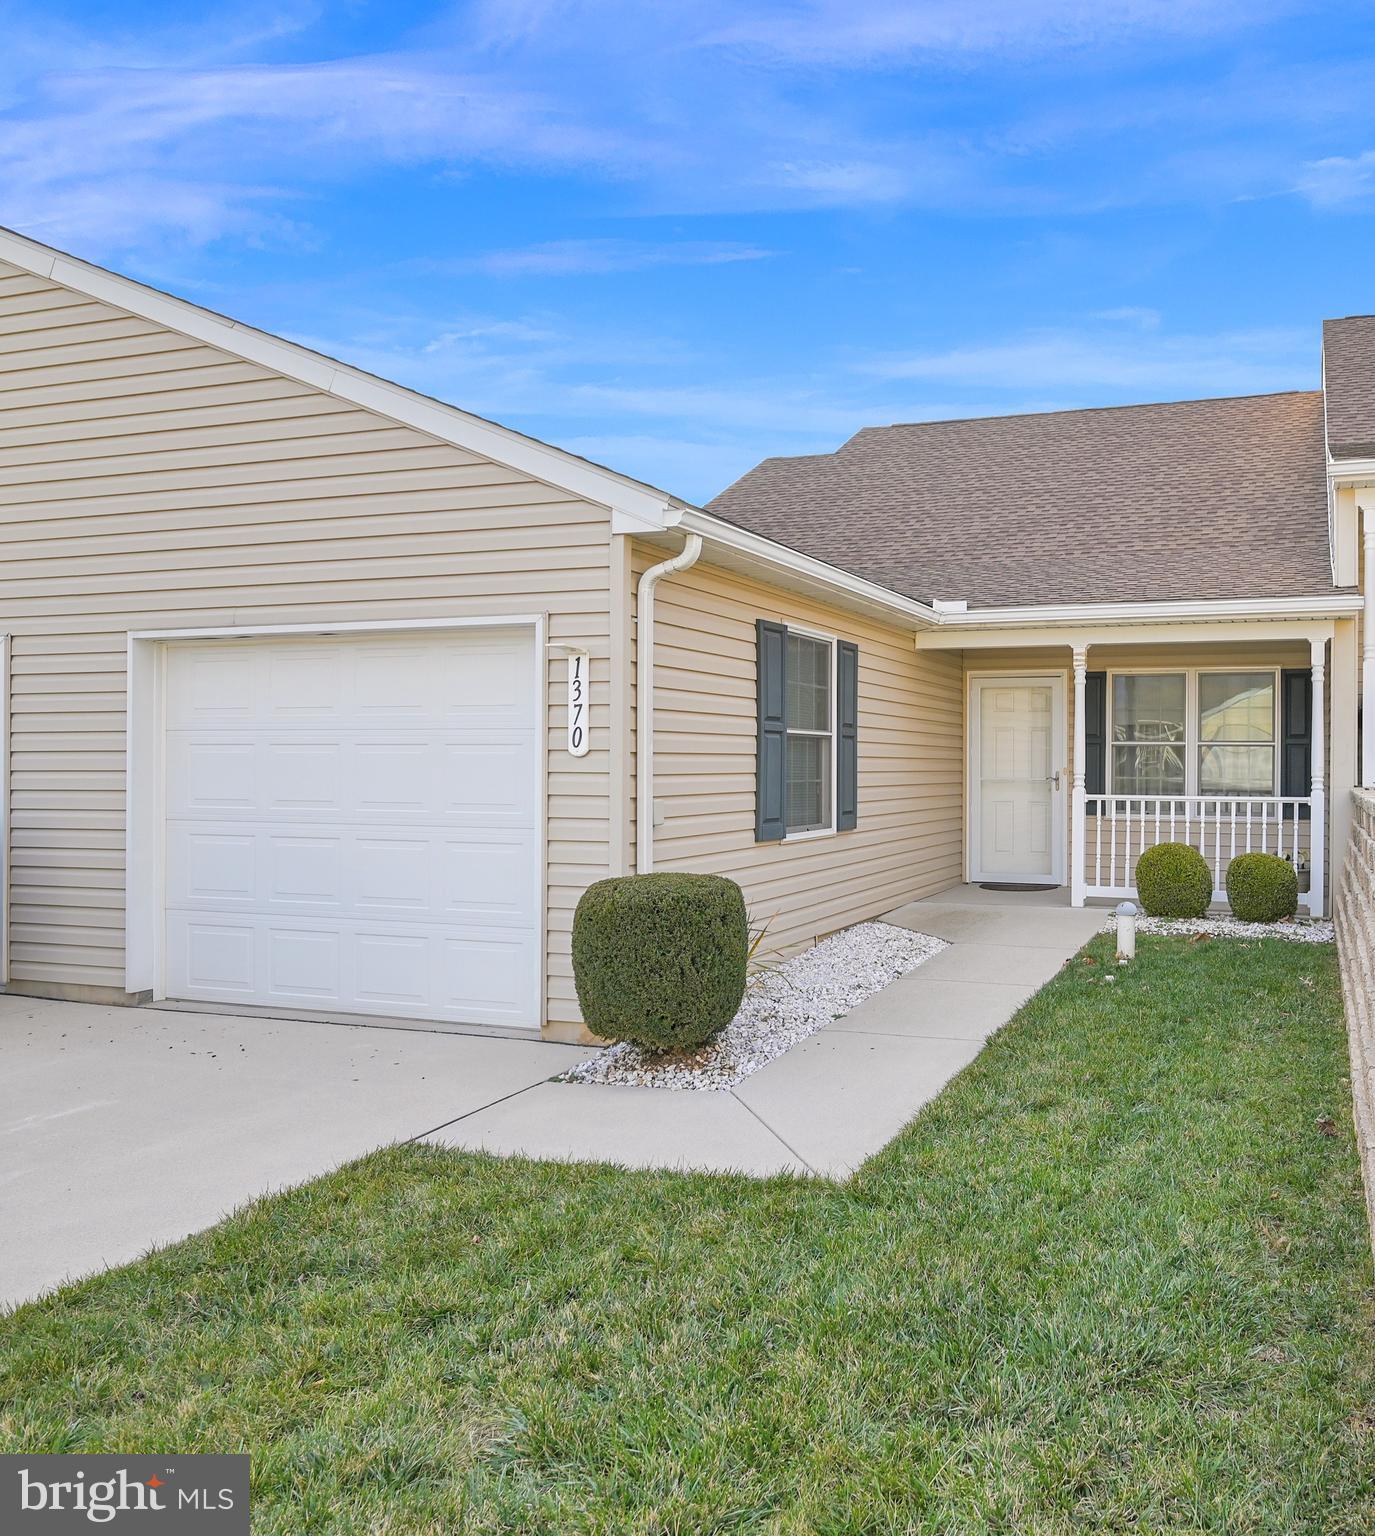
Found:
[0,226,1369,1043]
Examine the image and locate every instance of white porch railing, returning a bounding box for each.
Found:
[1083,795,1319,913]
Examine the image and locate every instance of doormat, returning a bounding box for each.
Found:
[978,882,1058,892]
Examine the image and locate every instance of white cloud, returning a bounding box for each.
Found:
[855,322,1313,397]
[436,239,772,277]
[0,0,1335,257]
[1294,149,1375,209]
[1091,306,1163,329]
[703,0,1285,66]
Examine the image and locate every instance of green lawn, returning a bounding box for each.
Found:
[3,934,1374,1534]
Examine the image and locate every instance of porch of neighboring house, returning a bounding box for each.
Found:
[915,617,1361,920]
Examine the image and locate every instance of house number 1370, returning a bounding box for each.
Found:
[567,651,589,757]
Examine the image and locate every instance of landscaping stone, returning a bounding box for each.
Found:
[1102,913,1334,943]
[562,921,946,1091]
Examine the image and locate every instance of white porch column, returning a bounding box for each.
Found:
[1310,634,1326,919]
[1362,495,1375,789]
[1070,642,1088,907]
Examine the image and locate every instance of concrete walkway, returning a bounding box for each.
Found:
[1,997,584,1309]
[428,887,1104,1181]
[4,887,1101,1308]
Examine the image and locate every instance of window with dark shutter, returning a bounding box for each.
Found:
[756,623,854,840]
[1281,667,1312,819]
[1084,672,1107,797]
[755,620,787,841]
[837,641,858,831]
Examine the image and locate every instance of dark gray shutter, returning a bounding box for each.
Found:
[837,641,858,831]
[1281,668,1312,817]
[1085,672,1107,797]
[756,620,787,841]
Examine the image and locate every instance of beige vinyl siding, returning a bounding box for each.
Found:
[964,641,1319,892]
[0,259,614,1030]
[633,543,963,957]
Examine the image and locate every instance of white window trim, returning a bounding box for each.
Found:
[781,621,839,842]
[1106,665,1281,798]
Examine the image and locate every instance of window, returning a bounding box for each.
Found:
[1112,673,1186,795]
[1198,671,1275,794]
[1107,669,1279,797]
[784,631,833,833]
[756,621,856,843]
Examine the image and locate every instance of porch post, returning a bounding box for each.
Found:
[1362,496,1375,789]
[1310,634,1326,919]
[1070,641,1088,907]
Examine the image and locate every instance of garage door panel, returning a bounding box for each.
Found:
[440,835,535,924]
[167,649,256,724]
[167,732,535,825]
[162,628,539,1028]
[439,933,533,1016]
[355,644,433,718]
[173,920,257,997]
[266,647,343,719]
[171,831,257,904]
[167,915,537,1026]
[442,742,535,822]
[264,743,343,810]
[176,739,257,813]
[354,742,432,814]
[269,835,343,907]
[353,837,430,912]
[168,824,538,926]
[354,931,430,1007]
[268,927,343,1001]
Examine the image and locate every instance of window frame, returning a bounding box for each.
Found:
[781,622,838,841]
[1105,666,1281,798]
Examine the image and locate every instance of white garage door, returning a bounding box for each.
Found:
[162,627,540,1028]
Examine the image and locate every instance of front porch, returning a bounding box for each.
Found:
[916,614,1359,920]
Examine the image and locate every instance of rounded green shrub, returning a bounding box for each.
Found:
[572,872,748,1051]
[1134,841,1212,919]
[1225,851,1299,923]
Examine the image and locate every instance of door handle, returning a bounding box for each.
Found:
[1047,771,1061,789]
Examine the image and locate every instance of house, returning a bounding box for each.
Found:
[0,225,1368,1042]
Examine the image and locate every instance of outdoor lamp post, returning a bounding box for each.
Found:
[1116,901,1138,962]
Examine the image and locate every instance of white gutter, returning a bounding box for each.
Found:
[636,532,703,873]
[935,592,1365,628]
[675,510,1363,630]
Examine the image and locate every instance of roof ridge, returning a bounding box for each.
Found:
[851,389,1321,439]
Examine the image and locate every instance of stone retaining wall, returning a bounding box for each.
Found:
[1335,787,1375,1255]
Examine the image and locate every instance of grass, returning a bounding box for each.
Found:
[3,933,1374,1533]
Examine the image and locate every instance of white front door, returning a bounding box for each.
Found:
[161,627,540,1028]
[971,675,1065,883]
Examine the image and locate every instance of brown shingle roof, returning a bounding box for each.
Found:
[707,391,1337,608]
[1324,315,1375,460]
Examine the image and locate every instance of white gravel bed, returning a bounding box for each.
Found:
[1101,913,1334,943]
[562,921,947,1092]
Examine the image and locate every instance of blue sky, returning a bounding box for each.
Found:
[3,1,1375,503]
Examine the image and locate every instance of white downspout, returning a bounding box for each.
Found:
[636,533,703,873]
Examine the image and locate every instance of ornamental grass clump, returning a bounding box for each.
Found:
[1134,841,1212,919]
[572,872,748,1051]
[1226,851,1299,923]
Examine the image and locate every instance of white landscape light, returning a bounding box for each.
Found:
[1116,901,1138,962]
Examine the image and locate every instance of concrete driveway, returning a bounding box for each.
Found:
[0,995,585,1310]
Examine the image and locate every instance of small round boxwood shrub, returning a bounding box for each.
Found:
[1134,841,1212,919]
[572,872,748,1051]
[1225,851,1299,923]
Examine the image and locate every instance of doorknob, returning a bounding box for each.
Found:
[1048,771,1061,789]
